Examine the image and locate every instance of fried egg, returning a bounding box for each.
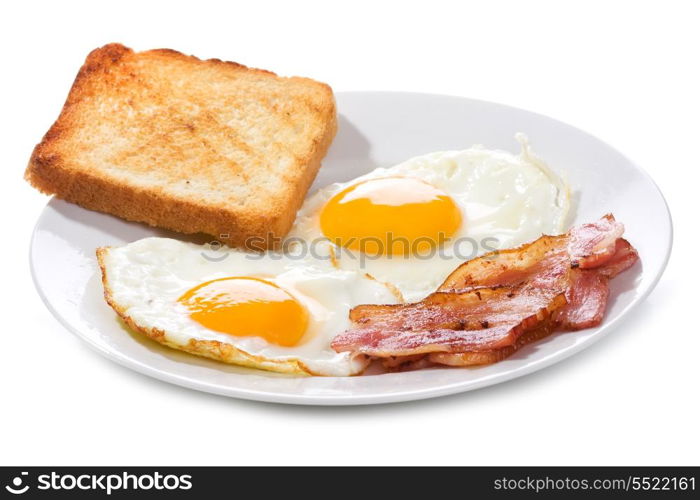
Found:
[287,134,570,301]
[97,238,400,376]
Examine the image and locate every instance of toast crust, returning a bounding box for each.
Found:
[25,43,337,247]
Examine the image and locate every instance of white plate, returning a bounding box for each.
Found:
[30,91,672,405]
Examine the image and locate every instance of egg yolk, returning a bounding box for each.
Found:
[178,277,309,347]
[320,177,462,256]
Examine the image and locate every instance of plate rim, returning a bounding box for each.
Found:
[28,90,674,405]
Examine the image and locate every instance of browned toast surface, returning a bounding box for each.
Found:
[26,43,337,246]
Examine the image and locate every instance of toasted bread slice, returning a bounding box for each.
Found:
[25,43,337,247]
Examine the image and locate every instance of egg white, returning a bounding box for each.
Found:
[287,135,570,302]
[98,237,400,376]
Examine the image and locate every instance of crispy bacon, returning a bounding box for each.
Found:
[597,238,639,278]
[332,287,566,357]
[332,215,639,370]
[555,269,609,330]
[554,238,637,330]
[428,322,556,367]
[436,214,637,330]
[438,234,571,292]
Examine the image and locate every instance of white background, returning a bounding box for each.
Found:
[1,0,696,466]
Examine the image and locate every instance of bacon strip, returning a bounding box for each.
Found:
[428,322,556,367]
[331,215,639,370]
[567,214,625,269]
[597,238,639,278]
[437,214,637,330]
[438,234,571,292]
[555,269,609,330]
[332,287,566,357]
